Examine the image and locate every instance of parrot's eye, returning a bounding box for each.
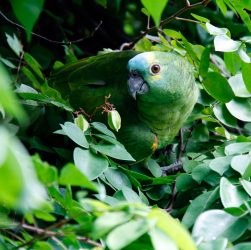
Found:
[150,64,161,74]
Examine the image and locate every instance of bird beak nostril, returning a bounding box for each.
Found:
[129,70,140,78]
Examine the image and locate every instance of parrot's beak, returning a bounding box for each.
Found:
[128,70,149,100]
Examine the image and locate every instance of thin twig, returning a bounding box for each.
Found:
[0,10,102,45]
[178,129,184,161]
[15,51,24,84]
[0,229,25,243]
[174,17,200,23]
[126,0,211,49]
[20,223,102,247]
[165,184,177,212]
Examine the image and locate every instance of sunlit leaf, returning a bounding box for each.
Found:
[140,0,168,26]
[214,35,241,52]
[220,177,248,208]
[193,209,248,241]
[226,98,251,122]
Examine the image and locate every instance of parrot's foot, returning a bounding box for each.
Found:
[161,160,183,176]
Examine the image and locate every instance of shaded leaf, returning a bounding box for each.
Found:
[74,147,108,180]
[61,122,89,148]
[203,72,234,103]
[10,0,45,41]
[59,163,98,191]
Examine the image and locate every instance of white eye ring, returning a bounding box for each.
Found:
[150,64,161,74]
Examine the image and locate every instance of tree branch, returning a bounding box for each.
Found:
[126,0,211,49]
[20,223,102,247]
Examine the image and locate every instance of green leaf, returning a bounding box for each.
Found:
[235,7,251,33]
[23,53,44,80]
[229,243,251,250]
[226,98,251,122]
[104,168,132,190]
[33,241,53,250]
[228,73,251,97]
[106,219,149,250]
[231,155,251,178]
[225,142,251,155]
[193,123,209,142]
[220,177,248,208]
[242,62,251,93]
[91,122,115,138]
[0,63,27,124]
[122,186,142,203]
[192,209,248,242]
[94,133,122,145]
[140,0,168,26]
[163,29,183,39]
[191,13,209,23]
[0,127,46,210]
[21,66,40,89]
[214,35,241,52]
[206,23,228,36]
[209,156,232,175]
[0,56,16,69]
[10,0,45,41]
[238,47,251,63]
[146,159,162,178]
[192,163,211,183]
[33,155,58,185]
[199,47,210,78]
[182,188,219,228]
[224,52,241,75]
[91,144,135,161]
[5,33,23,56]
[213,104,237,128]
[198,238,228,250]
[18,92,73,111]
[74,148,108,180]
[216,0,227,14]
[148,208,197,250]
[61,122,89,148]
[203,72,234,103]
[59,163,98,191]
[176,173,197,192]
[150,227,178,250]
[92,211,132,239]
[240,179,251,196]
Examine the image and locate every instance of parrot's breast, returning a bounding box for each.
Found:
[137,84,198,149]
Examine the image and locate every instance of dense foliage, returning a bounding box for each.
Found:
[1,0,251,249]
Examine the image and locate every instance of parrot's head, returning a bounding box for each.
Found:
[127,51,195,104]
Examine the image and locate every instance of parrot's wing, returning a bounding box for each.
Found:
[118,120,156,162]
[50,51,139,98]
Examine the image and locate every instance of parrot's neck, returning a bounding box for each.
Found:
[137,88,198,148]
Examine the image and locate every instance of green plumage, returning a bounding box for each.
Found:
[50,51,198,162]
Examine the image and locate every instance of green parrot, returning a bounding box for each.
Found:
[50,51,198,162]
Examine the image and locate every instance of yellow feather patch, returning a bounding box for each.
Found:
[151,135,158,151]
